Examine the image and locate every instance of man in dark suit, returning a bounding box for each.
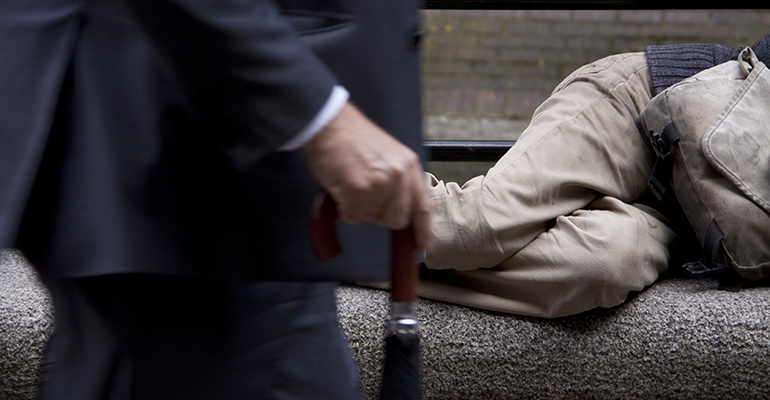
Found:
[0,0,430,398]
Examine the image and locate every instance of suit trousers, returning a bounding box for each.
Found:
[421,52,678,318]
[37,275,364,400]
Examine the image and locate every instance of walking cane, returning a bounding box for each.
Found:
[309,189,422,400]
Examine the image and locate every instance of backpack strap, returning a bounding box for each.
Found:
[647,123,680,201]
[701,219,724,271]
[682,219,743,291]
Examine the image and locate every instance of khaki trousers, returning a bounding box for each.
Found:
[422,53,678,318]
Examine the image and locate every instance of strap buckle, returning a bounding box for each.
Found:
[649,129,671,159]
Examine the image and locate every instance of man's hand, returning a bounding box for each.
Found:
[302,102,432,251]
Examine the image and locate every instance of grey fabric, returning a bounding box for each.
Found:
[0,249,53,400]
[337,280,770,400]
[645,43,738,96]
[644,33,770,96]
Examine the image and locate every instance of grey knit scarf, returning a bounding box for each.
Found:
[645,33,770,95]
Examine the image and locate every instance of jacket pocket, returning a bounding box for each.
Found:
[281,10,358,60]
[281,10,355,35]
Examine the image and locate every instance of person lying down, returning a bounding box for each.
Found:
[416,34,770,318]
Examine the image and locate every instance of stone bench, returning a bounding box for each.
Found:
[337,278,770,399]
[0,250,53,400]
[4,248,770,399]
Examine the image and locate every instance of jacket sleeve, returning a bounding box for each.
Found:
[117,0,340,166]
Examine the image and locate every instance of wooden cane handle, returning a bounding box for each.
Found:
[308,189,418,302]
[308,189,342,260]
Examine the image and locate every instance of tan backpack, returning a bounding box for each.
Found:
[640,47,770,289]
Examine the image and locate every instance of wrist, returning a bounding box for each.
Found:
[280,86,349,151]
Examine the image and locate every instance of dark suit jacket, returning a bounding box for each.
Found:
[1,0,423,281]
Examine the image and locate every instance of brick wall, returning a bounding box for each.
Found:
[421,9,770,121]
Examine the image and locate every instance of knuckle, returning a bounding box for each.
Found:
[369,171,390,188]
[347,179,373,198]
[393,215,410,230]
[404,151,420,167]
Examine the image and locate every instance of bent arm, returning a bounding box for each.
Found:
[117,0,339,165]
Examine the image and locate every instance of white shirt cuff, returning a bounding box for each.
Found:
[278,85,349,151]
